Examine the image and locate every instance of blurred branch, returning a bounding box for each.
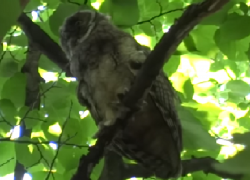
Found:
[0,138,88,148]
[14,40,41,180]
[17,13,71,76]
[121,157,243,180]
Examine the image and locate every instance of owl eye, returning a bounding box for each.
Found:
[75,21,82,26]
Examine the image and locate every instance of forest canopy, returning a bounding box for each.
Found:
[0,0,250,180]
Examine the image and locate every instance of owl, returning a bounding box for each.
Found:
[59,9,183,179]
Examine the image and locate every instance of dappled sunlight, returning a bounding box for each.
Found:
[0,1,249,179]
[48,122,62,135]
[92,2,103,10]
[177,51,250,159]
[31,131,46,139]
[134,34,151,47]
[6,126,20,139]
[79,110,90,119]
[49,142,58,150]
[40,71,58,82]
[0,173,14,180]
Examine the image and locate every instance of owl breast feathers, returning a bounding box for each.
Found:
[59,9,183,179]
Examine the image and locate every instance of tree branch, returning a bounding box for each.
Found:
[14,40,41,180]
[17,13,71,76]
[122,157,242,180]
[14,1,241,180]
[123,0,229,106]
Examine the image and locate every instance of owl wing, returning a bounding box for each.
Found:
[151,72,183,152]
[135,44,182,152]
[110,43,183,178]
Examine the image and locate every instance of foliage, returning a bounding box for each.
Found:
[0,0,250,180]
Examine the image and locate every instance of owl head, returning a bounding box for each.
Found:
[59,9,112,59]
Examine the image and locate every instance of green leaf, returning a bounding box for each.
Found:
[15,137,41,168]
[5,34,28,47]
[41,117,61,141]
[191,25,217,55]
[99,0,112,14]
[201,1,234,25]
[1,72,26,108]
[219,13,250,41]
[163,55,181,77]
[110,0,140,27]
[213,147,250,174]
[0,99,18,125]
[0,0,21,41]
[209,61,224,72]
[31,171,64,180]
[90,158,104,180]
[238,116,250,129]
[183,35,197,52]
[27,163,44,174]
[226,80,250,97]
[0,142,15,177]
[19,106,42,129]
[214,28,250,61]
[61,118,87,145]
[223,60,240,78]
[239,2,249,15]
[232,132,250,146]
[39,55,61,72]
[42,0,60,9]
[49,2,80,37]
[24,0,42,12]
[0,58,18,77]
[151,19,162,33]
[57,146,87,171]
[80,114,98,139]
[183,78,194,101]
[41,79,70,109]
[238,102,248,111]
[139,22,155,36]
[39,144,55,168]
[178,106,220,151]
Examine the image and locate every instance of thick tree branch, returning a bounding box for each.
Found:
[123,0,229,106]
[122,157,242,180]
[14,40,41,180]
[14,1,241,180]
[17,13,71,76]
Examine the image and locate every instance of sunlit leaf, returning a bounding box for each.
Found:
[226,80,250,97]
[178,106,220,151]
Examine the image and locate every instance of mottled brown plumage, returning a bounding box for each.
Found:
[59,9,182,179]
